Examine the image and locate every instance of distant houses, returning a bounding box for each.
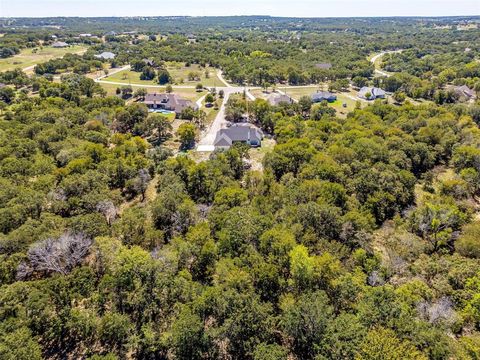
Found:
[312,91,337,103]
[358,87,386,100]
[214,124,263,150]
[95,52,116,60]
[266,93,294,106]
[143,93,197,115]
[51,41,69,48]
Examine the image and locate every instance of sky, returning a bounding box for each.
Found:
[1,0,479,18]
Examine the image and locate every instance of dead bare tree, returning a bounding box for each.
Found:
[96,200,118,225]
[417,296,458,326]
[134,168,151,201]
[16,232,92,280]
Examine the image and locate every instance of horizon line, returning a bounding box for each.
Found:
[2,14,480,19]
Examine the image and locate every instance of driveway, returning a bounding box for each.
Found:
[95,64,131,80]
[196,87,242,152]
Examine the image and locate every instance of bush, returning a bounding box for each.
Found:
[456,222,480,258]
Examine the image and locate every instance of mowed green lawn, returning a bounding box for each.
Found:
[0,45,88,72]
[166,62,222,87]
[102,62,222,87]
[99,82,206,102]
[103,70,154,85]
[278,86,364,118]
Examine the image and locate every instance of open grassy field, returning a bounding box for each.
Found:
[101,62,222,87]
[0,45,88,72]
[166,62,222,87]
[102,70,155,85]
[98,82,206,102]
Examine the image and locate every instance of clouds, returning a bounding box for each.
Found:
[1,0,479,17]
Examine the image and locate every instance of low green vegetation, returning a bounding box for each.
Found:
[0,45,88,72]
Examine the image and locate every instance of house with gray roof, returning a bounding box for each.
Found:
[358,87,386,100]
[95,52,116,60]
[312,91,337,103]
[214,125,263,150]
[143,93,197,115]
[51,41,69,48]
[266,93,294,106]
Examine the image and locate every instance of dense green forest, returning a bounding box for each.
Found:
[1,15,480,360]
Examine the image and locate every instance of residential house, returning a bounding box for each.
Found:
[358,87,386,100]
[451,85,476,101]
[214,125,263,150]
[312,91,337,103]
[51,41,69,48]
[143,93,197,115]
[95,52,116,60]
[266,93,294,106]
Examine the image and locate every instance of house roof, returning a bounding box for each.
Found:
[266,93,293,106]
[95,52,116,60]
[312,91,337,101]
[51,41,69,48]
[143,93,196,112]
[372,88,386,97]
[214,125,263,147]
[358,87,386,99]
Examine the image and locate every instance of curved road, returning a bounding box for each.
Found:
[94,67,257,152]
[370,50,403,77]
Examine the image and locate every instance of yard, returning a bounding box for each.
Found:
[98,82,206,102]
[278,86,365,118]
[0,45,88,72]
[101,62,223,87]
[203,96,223,125]
[166,62,223,87]
[248,138,276,172]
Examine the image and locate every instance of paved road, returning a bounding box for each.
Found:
[370,50,403,78]
[93,66,256,152]
[217,70,231,87]
[196,87,250,151]
[196,93,207,109]
[95,64,131,80]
